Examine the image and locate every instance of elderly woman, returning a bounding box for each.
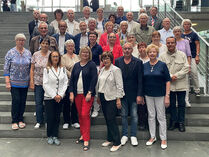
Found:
[173,26,192,107]
[118,21,128,46]
[151,31,167,56]
[138,42,149,63]
[99,21,120,48]
[61,39,80,129]
[43,51,68,145]
[144,44,171,149]
[97,51,124,152]
[30,38,51,129]
[50,9,64,34]
[108,13,120,33]
[102,32,123,64]
[4,33,32,130]
[69,46,98,151]
[127,33,138,58]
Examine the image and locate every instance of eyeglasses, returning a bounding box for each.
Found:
[123,48,132,50]
[52,56,59,58]
[109,36,116,39]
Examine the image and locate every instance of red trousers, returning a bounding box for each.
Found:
[75,94,94,141]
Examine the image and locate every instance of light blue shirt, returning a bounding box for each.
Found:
[158,28,174,44]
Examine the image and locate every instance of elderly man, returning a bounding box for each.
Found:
[32,13,55,37]
[147,6,162,30]
[65,9,80,36]
[28,10,40,41]
[115,42,144,146]
[115,6,127,24]
[30,22,58,54]
[78,6,93,25]
[88,18,101,42]
[159,37,189,132]
[126,12,138,33]
[132,13,155,45]
[52,20,74,55]
[158,18,174,44]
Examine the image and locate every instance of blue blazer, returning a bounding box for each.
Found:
[74,33,90,55]
[52,33,75,54]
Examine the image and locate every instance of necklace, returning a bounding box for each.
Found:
[150,60,158,72]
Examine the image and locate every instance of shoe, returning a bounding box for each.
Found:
[91,111,99,118]
[102,141,112,147]
[12,123,19,130]
[76,138,84,144]
[83,141,90,151]
[18,122,26,129]
[186,102,191,108]
[63,123,69,129]
[53,137,61,146]
[110,144,121,152]
[121,136,128,146]
[33,112,36,117]
[168,121,177,130]
[130,136,138,146]
[47,137,54,145]
[139,125,146,131]
[161,140,167,149]
[195,92,201,97]
[179,123,186,132]
[72,123,80,129]
[146,137,157,146]
[34,123,41,129]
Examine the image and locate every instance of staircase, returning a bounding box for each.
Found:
[0,12,209,140]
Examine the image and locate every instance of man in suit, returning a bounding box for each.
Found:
[126,12,138,33]
[52,20,74,55]
[78,6,93,25]
[115,42,144,147]
[28,10,40,41]
[32,13,55,37]
[115,6,127,24]
[30,22,58,54]
[87,18,101,42]
[74,21,89,54]
[147,6,162,31]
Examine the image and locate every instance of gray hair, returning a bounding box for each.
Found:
[88,18,96,23]
[173,26,182,32]
[181,19,192,26]
[38,21,48,28]
[83,6,91,12]
[139,13,148,20]
[65,39,75,47]
[120,21,128,27]
[15,33,26,41]
[126,12,133,16]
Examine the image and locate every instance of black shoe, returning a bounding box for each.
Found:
[195,92,201,97]
[139,125,146,131]
[168,121,177,130]
[179,123,185,132]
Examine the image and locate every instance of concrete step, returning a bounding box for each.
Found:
[0,92,34,101]
[0,101,35,112]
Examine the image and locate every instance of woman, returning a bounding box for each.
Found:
[97,51,124,152]
[151,31,167,56]
[144,44,170,149]
[102,32,123,64]
[118,21,128,46]
[173,26,192,107]
[50,9,64,34]
[43,51,68,145]
[30,38,51,129]
[4,33,31,130]
[127,33,139,58]
[99,21,120,48]
[61,39,80,129]
[108,13,120,33]
[96,8,107,34]
[138,42,149,63]
[69,46,98,151]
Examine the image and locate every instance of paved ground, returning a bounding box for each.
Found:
[0,138,209,157]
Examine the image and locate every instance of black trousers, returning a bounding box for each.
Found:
[44,99,62,137]
[99,93,121,146]
[62,87,78,124]
[138,103,148,127]
[10,87,28,123]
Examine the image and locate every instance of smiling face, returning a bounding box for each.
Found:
[127,35,136,44]
[126,12,133,22]
[103,56,111,68]
[51,51,60,66]
[79,22,87,33]
[59,21,67,34]
[83,8,90,19]
[183,21,191,31]
[89,33,97,44]
[138,45,146,56]
[16,38,25,48]
[66,43,74,54]
[139,15,148,26]
[121,23,128,32]
[80,49,90,61]
[106,23,113,33]
[147,47,158,60]
[40,40,49,51]
[108,33,116,45]
[173,29,182,38]
[166,37,176,53]
[88,20,96,31]
[38,23,48,37]
[67,9,74,21]
[109,16,116,24]
[152,34,160,43]
[123,43,133,58]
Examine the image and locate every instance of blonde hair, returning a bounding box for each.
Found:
[146,44,159,55]
[65,39,75,47]
[79,46,92,61]
[104,21,114,29]
[15,33,26,41]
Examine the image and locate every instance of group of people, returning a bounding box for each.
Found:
[4,5,200,152]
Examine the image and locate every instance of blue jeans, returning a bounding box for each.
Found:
[10,4,16,12]
[121,97,138,137]
[35,85,44,123]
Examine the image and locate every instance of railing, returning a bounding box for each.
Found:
[154,0,209,94]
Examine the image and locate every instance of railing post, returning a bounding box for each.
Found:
[164,2,166,18]
[206,46,209,94]
[158,0,159,10]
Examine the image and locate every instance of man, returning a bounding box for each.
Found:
[78,6,93,25]
[115,6,127,24]
[126,12,138,33]
[28,10,40,41]
[32,13,55,37]
[147,6,162,31]
[88,18,101,42]
[10,0,16,12]
[74,21,89,54]
[159,37,189,132]
[52,21,74,55]
[65,9,80,36]
[132,13,155,45]
[115,42,144,146]
[158,18,174,44]
[30,22,58,54]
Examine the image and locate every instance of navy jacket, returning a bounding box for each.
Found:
[74,33,89,55]
[52,33,75,54]
[28,20,38,41]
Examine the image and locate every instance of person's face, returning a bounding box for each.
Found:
[102,57,111,68]
[51,52,60,65]
[88,21,96,31]
[97,10,103,18]
[67,10,74,21]
[89,34,97,44]
[127,35,136,43]
[38,24,48,37]
[16,38,25,47]
[40,14,48,22]
[121,23,128,32]
[83,9,90,18]
[123,44,133,57]
[183,22,191,31]
[126,13,133,22]
[117,7,124,16]
[56,13,62,21]
[33,11,40,20]
[66,43,74,53]
[79,23,87,33]
[80,49,90,61]
[163,18,171,29]
[40,41,49,51]
[108,33,116,44]
[109,16,115,24]
[59,22,67,34]
[138,46,146,55]
[152,34,160,43]
[106,24,113,33]
[173,29,182,38]
[139,9,146,14]
[147,48,158,60]
[150,8,157,16]
[140,16,148,25]
[166,38,176,52]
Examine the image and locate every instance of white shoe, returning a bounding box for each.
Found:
[121,136,128,146]
[102,141,112,147]
[72,123,80,129]
[146,137,157,146]
[33,112,36,117]
[63,123,69,129]
[91,111,99,118]
[186,102,191,108]
[110,144,121,152]
[130,136,138,146]
[34,123,40,129]
[161,141,167,149]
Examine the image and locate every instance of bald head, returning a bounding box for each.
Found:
[67,9,75,22]
[40,13,48,22]
[126,12,133,22]
[162,17,171,30]
[33,10,40,20]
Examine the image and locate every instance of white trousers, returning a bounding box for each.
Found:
[190,58,200,93]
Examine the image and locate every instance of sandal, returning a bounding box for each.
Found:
[83,142,90,151]
[18,122,26,129]
[75,138,84,144]
[12,123,19,130]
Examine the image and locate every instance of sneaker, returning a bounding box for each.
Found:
[47,137,54,145]
[102,141,112,147]
[186,102,191,108]
[161,140,167,149]
[91,111,99,118]
[63,123,69,129]
[146,137,157,146]
[33,112,36,117]
[18,122,26,129]
[34,123,41,129]
[110,144,121,152]
[53,137,61,146]
[121,136,128,146]
[72,123,80,129]
[195,92,201,97]
[130,136,138,146]
[12,123,19,130]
